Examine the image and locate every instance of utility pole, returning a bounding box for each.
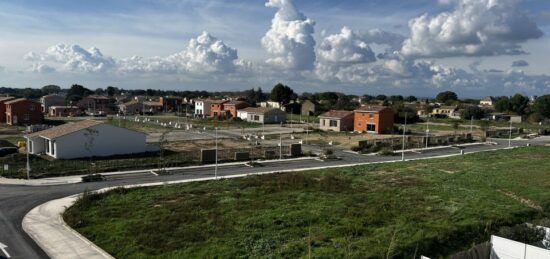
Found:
[470,116,473,134]
[401,113,408,160]
[425,118,429,149]
[306,117,309,145]
[25,135,31,180]
[279,132,282,160]
[508,118,512,147]
[215,127,218,179]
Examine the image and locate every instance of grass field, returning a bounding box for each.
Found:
[64,147,550,258]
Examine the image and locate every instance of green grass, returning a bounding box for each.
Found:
[64,147,550,258]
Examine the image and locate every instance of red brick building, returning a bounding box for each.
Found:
[354,105,394,134]
[210,100,229,118]
[5,98,44,125]
[223,101,249,118]
[0,96,16,122]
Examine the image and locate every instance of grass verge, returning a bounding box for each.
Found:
[64,147,550,258]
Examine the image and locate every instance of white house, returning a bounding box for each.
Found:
[480,96,494,106]
[194,99,212,117]
[239,107,286,124]
[26,120,147,159]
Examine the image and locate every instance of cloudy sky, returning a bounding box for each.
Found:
[1,0,550,97]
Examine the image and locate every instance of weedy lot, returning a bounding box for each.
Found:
[64,147,550,258]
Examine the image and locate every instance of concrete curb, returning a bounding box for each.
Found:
[22,144,522,259]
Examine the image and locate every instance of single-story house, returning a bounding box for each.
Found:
[238,107,286,124]
[431,106,458,118]
[27,120,147,159]
[319,110,354,132]
[480,96,494,107]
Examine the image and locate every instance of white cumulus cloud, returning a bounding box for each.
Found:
[30,63,56,73]
[401,0,543,58]
[261,0,316,70]
[24,44,115,72]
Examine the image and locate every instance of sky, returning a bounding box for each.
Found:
[1,0,550,97]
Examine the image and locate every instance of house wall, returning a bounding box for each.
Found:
[41,95,66,112]
[354,109,394,134]
[301,101,316,116]
[28,137,46,154]
[237,111,248,120]
[319,114,354,132]
[0,98,15,122]
[6,100,44,125]
[264,110,287,124]
[225,103,249,118]
[210,103,226,117]
[52,124,147,159]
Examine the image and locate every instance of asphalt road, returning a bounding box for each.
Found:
[0,138,547,259]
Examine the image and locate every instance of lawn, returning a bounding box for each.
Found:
[64,147,550,258]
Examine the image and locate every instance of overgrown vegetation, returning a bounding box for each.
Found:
[64,147,550,258]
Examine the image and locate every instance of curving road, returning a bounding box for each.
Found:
[0,138,547,259]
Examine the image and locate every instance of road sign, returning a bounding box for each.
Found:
[0,242,10,258]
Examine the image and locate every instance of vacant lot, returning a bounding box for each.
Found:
[64,147,550,258]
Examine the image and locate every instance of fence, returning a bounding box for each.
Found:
[358,133,475,150]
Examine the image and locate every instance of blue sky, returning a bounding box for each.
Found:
[1,0,549,97]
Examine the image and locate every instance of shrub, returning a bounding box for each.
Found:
[378,148,395,156]
[82,174,105,182]
[497,223,546,244]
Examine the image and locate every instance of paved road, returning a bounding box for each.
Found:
[0,138,547,259]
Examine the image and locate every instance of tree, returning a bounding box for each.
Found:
[41,85,61,95]
[66,84,92,103]
[436,91,458,103]
[404,95,417,102]
[94,88,105,95]
[389,95,404,103]
[270,83,295,104]
[461,106,485,120]
[509,94,529,115]
[375,95,387,101]
[106,86,118,97]
[494,97,511,112]
[533,95,550,119]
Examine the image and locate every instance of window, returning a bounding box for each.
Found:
[358,122,361,127]
[253,115,260,121]
[322,119,325,126]
[45,139,50,153]
[367,124,376,132]
[23,114,30,121]
[51,141,55,155]
[362,113,365,117]
[329,120,338,127]
[369,113,374,118]
[30,104,35,111]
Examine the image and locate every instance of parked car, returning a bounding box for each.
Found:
[0,147,18,157]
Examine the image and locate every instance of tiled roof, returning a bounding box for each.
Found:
[0,96,15,102]
[224,100,247,105]
[354,105,389,112]
[4,98,29,105]
[28,120,104,139]
[319,110,353,119]
[239,107,277,114]
[209,99,228,104]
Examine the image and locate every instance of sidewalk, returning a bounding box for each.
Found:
[0,156,316,186]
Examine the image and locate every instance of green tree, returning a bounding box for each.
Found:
[436,91,458,103]
[404,95,417,102]
[41,85,61,95]
[106,86,118,97]
[375,95,387,101]
[66,84,92,103]
[509,94,529,115]
[494,97,511,112]
[461,106,485,120]
[533,95,550,118]
[270,83,295,104]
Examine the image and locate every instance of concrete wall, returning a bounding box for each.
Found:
[52,124,147,159]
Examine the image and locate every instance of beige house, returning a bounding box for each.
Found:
[480,96,494,106]
[319,110,354,132]
[432,106,458,118]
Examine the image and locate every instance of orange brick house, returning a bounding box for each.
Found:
[210,100,229,118]
[5,98,44,125]
[354,105,394,134]
[223,101,249,118]
[0,96,16,122]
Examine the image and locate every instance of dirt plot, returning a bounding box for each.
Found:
[283,131,399,149]
[165,138,254,152]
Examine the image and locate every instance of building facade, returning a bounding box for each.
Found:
[41,94,66,113]
[5,98,44,125]
[194,99,212,117]
[353,105,394,134]
[0,96,16,122]
[223,101,249,118]
[48,106,81,117]
[319,110,354,132]
[240,107,287,124]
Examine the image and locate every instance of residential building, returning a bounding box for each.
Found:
[480,96,494,106]
[210,100,229,118]
[160,96,183,112]
[48,106,81,117]
[5,98,44,125]
[0,96,16,122]
[142,101,163,114]
[223,101,249,118]
[194,99,212,117]
[259,100,282,109]
[354,105,394,134]
[27,120,147,159]
[40,94,66,113]
[77,95,115,115]
[319,110,354,132]
[301,100,319,116]
[431,106,458,118]
[239,107,286,124]
[118,100,142,115]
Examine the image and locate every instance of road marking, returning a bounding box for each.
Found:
[0,242,10,258]
[149,170,158,176]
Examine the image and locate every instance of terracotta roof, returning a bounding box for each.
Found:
[354,105,389,112]
[0,96,15,102]
[224,100,247,106]
[4,98,30,105]
[28,120,105,139]
[319,110,353,119]
[143,101,162,106]
[209,99,228,104]
[239,107,278,114]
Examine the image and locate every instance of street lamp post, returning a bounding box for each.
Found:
[425,118,429,149]
[25,135,30,180]
[401,113,407,161]
[508,120,513,147]
[279,132,282,160]
[215,127,218,179]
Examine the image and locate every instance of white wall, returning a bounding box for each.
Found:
[53,124,147,159]
[491,235,550,259]
[237,111,248,120]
